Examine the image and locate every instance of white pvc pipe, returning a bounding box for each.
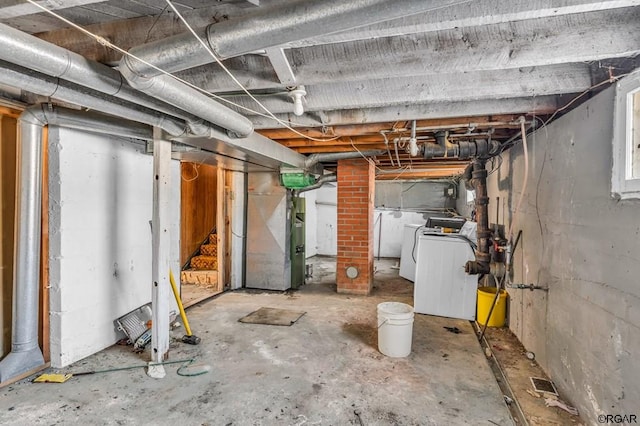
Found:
[507,118,530,242]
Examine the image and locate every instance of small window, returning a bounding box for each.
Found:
[612,70,640,199]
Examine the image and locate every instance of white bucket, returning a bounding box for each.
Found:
[377,302,414,357]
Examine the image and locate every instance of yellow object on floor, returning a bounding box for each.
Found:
[33,373,73,383]
[477,287,508,327]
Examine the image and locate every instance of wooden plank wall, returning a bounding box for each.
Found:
[180,162,217,266]
[0,110,50,362]
[0,113,17,358]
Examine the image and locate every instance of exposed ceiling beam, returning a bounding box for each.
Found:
[279,135,511,150]
[291,145,388,154]
[287,0,640,48]
[248,96,560,128]
[260,123,393,139]
[376,168,466,179]
[265,47,296,85]
[375,160,470,169]
[259,116,523,139]
[283,139,386,150]
[178,8,640,93]
[0,0,108,19]
[224,64,591,115]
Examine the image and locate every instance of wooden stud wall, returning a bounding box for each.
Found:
[180,162,217,266]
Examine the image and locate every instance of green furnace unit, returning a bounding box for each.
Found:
[290,195,305,289]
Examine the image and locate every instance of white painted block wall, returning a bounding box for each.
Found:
[48,127,180,368]
[373,210,430,258]
[230,171,246,290]
[305,184,431,258]
[301,190,317,258]
[315,185,338,256]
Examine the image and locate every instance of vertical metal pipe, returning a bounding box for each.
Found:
[465,159,491,275]
[12,117,42,352]
[0,109,46,381]
[475,159,491,264]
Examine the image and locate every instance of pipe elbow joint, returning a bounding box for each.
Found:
[120,55,147,80]
[465,260,490,275]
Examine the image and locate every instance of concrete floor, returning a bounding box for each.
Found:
[0,257,513,425]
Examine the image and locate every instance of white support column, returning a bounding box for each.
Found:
[149,128,171,376]
[216,168,227,290]
[230,171,246,290]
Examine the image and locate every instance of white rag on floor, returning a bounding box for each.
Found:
[545,397,579,416]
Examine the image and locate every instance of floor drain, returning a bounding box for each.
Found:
[530,377,558,395]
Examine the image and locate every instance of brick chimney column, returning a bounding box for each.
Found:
[336,158,374,295]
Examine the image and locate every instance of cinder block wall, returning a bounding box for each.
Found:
[336,159,374,294]
[48,128,180,367]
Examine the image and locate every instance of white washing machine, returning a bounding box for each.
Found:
[399,224,424,282]
[413,233,477,320]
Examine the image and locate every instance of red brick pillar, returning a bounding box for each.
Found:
[336,158,375,295]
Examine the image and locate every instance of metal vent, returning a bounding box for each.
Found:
[530,377,558,395]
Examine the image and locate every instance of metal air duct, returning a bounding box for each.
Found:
[0,60,188,137]
[118,68,253,138]
[0,23,252,138]
[304,150,386,168]
[294,174,337,194]
[0,23,192,123]
[0,105,156,382]
[0,61,306,169]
